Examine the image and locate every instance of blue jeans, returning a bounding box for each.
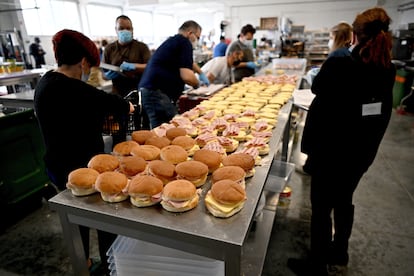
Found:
[140,88,177,129]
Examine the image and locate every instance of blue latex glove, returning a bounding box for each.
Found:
[120,61,135,71]
[246,61,257,69]
[198,72,210,86]
[104,70,119,80]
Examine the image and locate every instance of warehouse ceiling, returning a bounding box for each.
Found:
[88,0,378,15]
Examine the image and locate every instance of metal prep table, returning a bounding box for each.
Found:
[0,70,43,94]
[0,89,34,109]
[49,101,293,276]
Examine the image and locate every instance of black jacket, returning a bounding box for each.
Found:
[34,71,130,184]
[301,45,396,174]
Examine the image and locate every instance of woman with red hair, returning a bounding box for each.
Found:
[34,29,134,275]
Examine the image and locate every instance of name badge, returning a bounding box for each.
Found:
[362,102,382,116]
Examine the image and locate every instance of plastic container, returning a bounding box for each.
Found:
[0,108,49,205]
[107,235,224,276]
[393,68,414,108]
[272,58,307,71]
[264,160,295,193]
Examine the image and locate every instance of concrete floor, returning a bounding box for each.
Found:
[0,110,413,276]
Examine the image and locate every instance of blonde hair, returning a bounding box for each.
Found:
[330,22,352,51]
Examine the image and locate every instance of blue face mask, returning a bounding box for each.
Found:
[118,30,133,44]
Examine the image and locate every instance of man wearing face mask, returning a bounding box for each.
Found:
[34,29,134,275]
[226,24,259,82]
[201,44,244,84]
[139,20,208,129]
[103,15,151,143]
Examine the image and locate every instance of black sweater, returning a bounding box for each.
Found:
[301,45,396,175]
[34,71,130,182]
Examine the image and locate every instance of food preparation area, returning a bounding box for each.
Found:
[0,110,413,276]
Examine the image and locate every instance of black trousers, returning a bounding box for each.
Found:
[310,168,364,266]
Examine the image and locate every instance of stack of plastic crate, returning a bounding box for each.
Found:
[107,235,224,276]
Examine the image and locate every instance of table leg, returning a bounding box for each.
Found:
[57,211,89,276]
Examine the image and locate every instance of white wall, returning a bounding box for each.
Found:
[223,0,412,41]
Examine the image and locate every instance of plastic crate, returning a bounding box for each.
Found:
[102,114,135,136]
[107,235,224,276]
[102,90,141,136]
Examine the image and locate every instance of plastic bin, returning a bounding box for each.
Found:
[0,108,49,205]
[393,68,414,108]
[107,235,224,276]
[264,160,295,193]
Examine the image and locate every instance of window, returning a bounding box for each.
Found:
[20,0,80,35]
[153,14,175,47]
[125,10,153,40]
[86,5,122,36]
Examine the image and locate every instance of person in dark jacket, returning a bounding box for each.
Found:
[289,7,396,276]
[34,29,134,275]
[139,20,208,129]
[30,37,46,68]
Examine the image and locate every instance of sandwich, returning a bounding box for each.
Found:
[131,130,156,145]
[112,140,140,156]
[211,166,246,189]
[192,149,222,173]
[87,153,119,173]
[118,155,147,178]
[175,160,209,188]
[128,175,163,207]
[131,145,161,161]
[222,153,255,178]
[160,145,188,165]
[216,136,239,153]
[95,171,129,202]
[161,180,199,212]
[145,136,171,149]
[205,179,247,218]
[165,127,188,140]
[222,124,247,142]
[243,137,270,155]
[171,136,200,156]
[66,167,99,196]
[147,160,176,185]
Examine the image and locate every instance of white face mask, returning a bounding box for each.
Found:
[191,38,199,49]
[243,39,253,47]
[328,39,334,50]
